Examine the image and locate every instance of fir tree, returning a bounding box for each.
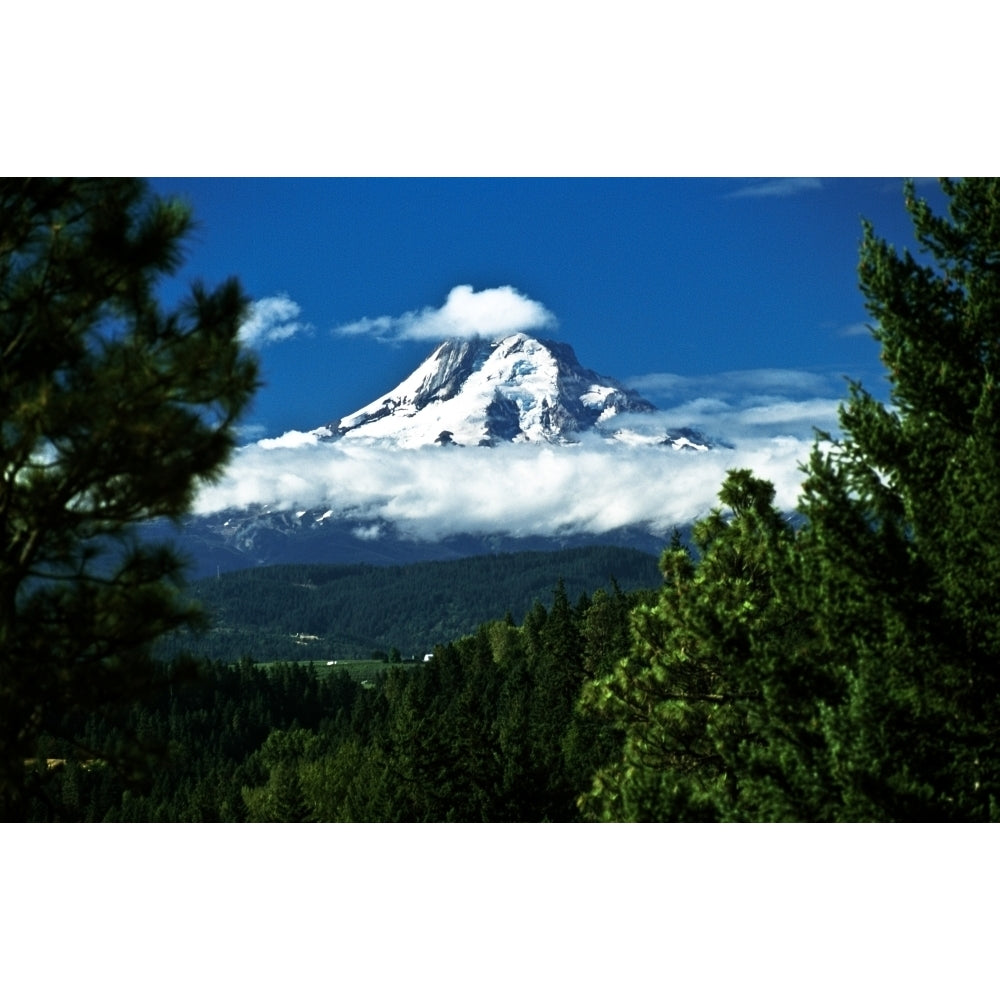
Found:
[742,178,1000,820]
[581,179,1000,821]
[0,179,259,818]
[577,470,796,821]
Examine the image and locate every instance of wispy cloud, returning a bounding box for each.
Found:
[235,422,268,444]
[819,319,875,340]
[239,294,312,348]
[835,321,872,338]
[726,178,823,199]
[622,367,854,444]
[335,285,558,342]
[627,367,842,401]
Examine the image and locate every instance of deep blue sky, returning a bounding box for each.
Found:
[149,177,942,440]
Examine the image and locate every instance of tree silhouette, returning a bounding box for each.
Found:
[0,178,259,818]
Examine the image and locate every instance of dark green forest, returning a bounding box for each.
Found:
[155,546,661,662]
[26,580,637,821]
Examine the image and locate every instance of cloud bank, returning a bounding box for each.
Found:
[335,285,557,342]
[195,432,814,541]
[193,366,856,541]
[239,294,312,348]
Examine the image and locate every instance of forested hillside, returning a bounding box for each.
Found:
[27,581,637,821]
[156,546,661,662]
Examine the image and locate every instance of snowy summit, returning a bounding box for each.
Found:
[328,333,662,448]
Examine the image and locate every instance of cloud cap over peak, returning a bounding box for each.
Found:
[336,284,558,342]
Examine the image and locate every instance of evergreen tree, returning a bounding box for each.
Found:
[578,470,796,821]
[740,178,1000,820]
[242,729,318,822]
[561,585,632,802]
[582,179,1000,821]
[0,179,259,818]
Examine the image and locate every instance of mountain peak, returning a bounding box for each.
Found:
[329,333,657,447]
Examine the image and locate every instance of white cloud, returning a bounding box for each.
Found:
[195,426,816,541]
[836,321,873,338]
[334,285,558,342]
[622,368,850,440]
[193,366,861,542]
[234,422,269,445]
[239,294,312,348]
[628,367,842,400]
[257,428,333,450]
[726,178,823,199]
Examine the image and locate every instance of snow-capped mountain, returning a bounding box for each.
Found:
[157,334,717,576]
[328,333,681,448]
